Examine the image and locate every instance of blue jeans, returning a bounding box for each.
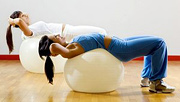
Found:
[108,36,167,81]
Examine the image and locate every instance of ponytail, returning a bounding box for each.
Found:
[6,25,13,54]
[45,56,54,85]
[6,11,22,53]
[39,35,55,84]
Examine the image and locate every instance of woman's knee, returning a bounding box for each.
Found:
[158,37,166,44]
[152,36,166,44]
[154,37,167,49]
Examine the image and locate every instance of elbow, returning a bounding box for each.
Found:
[61,53,73,59]
[61,51,77,59]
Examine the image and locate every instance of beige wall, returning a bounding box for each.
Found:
[0,0,180,55]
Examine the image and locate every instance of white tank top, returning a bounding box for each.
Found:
[21,21,63,40]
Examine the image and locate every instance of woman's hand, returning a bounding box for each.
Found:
[8,18,15,26]
[8,18,20,27]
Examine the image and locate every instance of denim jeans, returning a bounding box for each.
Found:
[108,35,167,81]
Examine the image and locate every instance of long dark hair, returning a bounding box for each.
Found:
[39,35,54,84]
[6,11,22,54]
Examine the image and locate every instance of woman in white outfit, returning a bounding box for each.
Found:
[6,11,107,53]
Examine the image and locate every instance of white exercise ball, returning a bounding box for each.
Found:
[64,48,124,93]
[19,36,67,73]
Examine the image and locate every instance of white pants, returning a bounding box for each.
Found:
[62,24,107,42]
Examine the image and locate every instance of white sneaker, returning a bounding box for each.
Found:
[140,78,150,87]
[149,80,175,93]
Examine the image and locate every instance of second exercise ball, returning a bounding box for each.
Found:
[19,36,67,73]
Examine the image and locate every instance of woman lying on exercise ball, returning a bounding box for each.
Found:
[39,33,175,93]
[6,11,106,53]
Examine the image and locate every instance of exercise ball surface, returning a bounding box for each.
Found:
[64,49,124,93]
[19,37,67,73]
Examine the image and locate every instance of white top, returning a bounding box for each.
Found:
[21,21,107,42]
[21,21,63,40]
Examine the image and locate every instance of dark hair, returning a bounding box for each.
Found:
[39,35,54,85]
[6,11,22,54]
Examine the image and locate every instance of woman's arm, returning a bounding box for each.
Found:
[8,18,32,36]
[50,43,84,58]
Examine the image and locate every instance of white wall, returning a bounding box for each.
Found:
[0,0,180,55]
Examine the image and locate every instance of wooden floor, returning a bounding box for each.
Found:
[0,60,180,102]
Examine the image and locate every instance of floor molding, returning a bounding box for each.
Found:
[0,55,19,60]
[0,55,180,61]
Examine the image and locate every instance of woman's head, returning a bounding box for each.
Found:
[19,12,30,26]
[9,11,30,26]
[39,35,54,84]
[9,11,22,27]
[39,34,67,58]
[39,35,54,58]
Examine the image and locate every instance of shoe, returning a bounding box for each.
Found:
[140,78,150,87]
[149,80,175,93]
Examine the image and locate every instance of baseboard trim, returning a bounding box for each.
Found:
[0,55,19,60]
[0,55,180,61]
[133,56,180,61]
